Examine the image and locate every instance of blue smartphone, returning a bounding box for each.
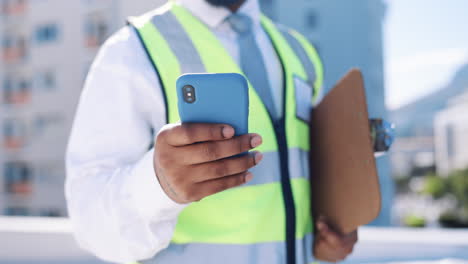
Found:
[176,73,249,136]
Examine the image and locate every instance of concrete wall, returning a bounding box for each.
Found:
[1,217,468,264]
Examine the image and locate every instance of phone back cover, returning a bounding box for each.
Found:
[310,69,381,234]
[177,73,249,136]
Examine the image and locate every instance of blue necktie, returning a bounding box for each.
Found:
[228,13,278,119]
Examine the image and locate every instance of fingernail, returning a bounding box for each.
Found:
[250,135,262,148]
[222,126,234,138]
[245,172,253,182]
[254,152,263,164]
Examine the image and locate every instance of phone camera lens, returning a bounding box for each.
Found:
[183,85,196,104]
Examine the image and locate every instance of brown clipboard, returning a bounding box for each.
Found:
[310,69,381,235]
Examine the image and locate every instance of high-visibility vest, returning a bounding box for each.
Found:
[128,2,323,264]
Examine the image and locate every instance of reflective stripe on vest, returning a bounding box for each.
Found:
[247,148,309,186]
[278,25,316,91]
[150,11,206,74]
[128,2,322,264]
[141,234,315,264]
[272,21,323,103]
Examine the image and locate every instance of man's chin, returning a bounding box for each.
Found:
[205,0,242,7]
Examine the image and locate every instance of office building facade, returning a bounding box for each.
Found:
[0,0,163,217]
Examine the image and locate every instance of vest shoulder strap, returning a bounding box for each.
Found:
[273,23,324,102]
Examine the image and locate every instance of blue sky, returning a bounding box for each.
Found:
[384,0,468,109]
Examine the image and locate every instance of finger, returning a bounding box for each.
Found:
[165,123,235,146]
[316,224,355,259]
[320,236,355,260]
[342,230,358,246]
[195,171,253,199]
[192,151,263,182]
[317,219,358,245]
[314,238,344,263]
[316,221,343,248]
[340,232,357,256]
[181,133,262,164]
[327,229,357,250]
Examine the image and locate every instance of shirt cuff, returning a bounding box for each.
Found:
[127,149,188,221]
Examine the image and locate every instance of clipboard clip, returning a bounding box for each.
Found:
[370,118,395,157]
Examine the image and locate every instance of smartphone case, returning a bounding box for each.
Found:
[176,73,249,136]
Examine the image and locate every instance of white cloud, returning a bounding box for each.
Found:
[389,48,468,75]
[385,48,468,109]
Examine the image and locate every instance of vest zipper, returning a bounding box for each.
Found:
[264,36,296,264]
[252,18,297,264]
[273,119,296,264]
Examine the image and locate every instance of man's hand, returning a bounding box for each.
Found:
[154,123,263,204]
[313,217,358,262]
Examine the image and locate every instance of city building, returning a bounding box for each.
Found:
[0,0,164,217]
[390,137,435,178]
[261,0,387,115]
[261,0,393,225]
[435,91,468,176]
[390,64,468,178]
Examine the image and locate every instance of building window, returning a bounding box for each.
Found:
[2,36,12,49]
[4,207,30,216]
[3,118,25,149]
[39,208,62,217]
[85,13,110,47]
[33,113,63,136]
[18,78,30,93]
[34,70,56,91]
[1,0,27,15]
[2,34,27,62]
[35,23,60,44]
[2,77,31,104]
[4,161,33,195]
[2,78,13,101]
[305,9,319,29]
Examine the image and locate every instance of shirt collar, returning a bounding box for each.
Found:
[177,0,261,29]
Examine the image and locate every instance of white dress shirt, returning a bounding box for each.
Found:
[66,0,285,263]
